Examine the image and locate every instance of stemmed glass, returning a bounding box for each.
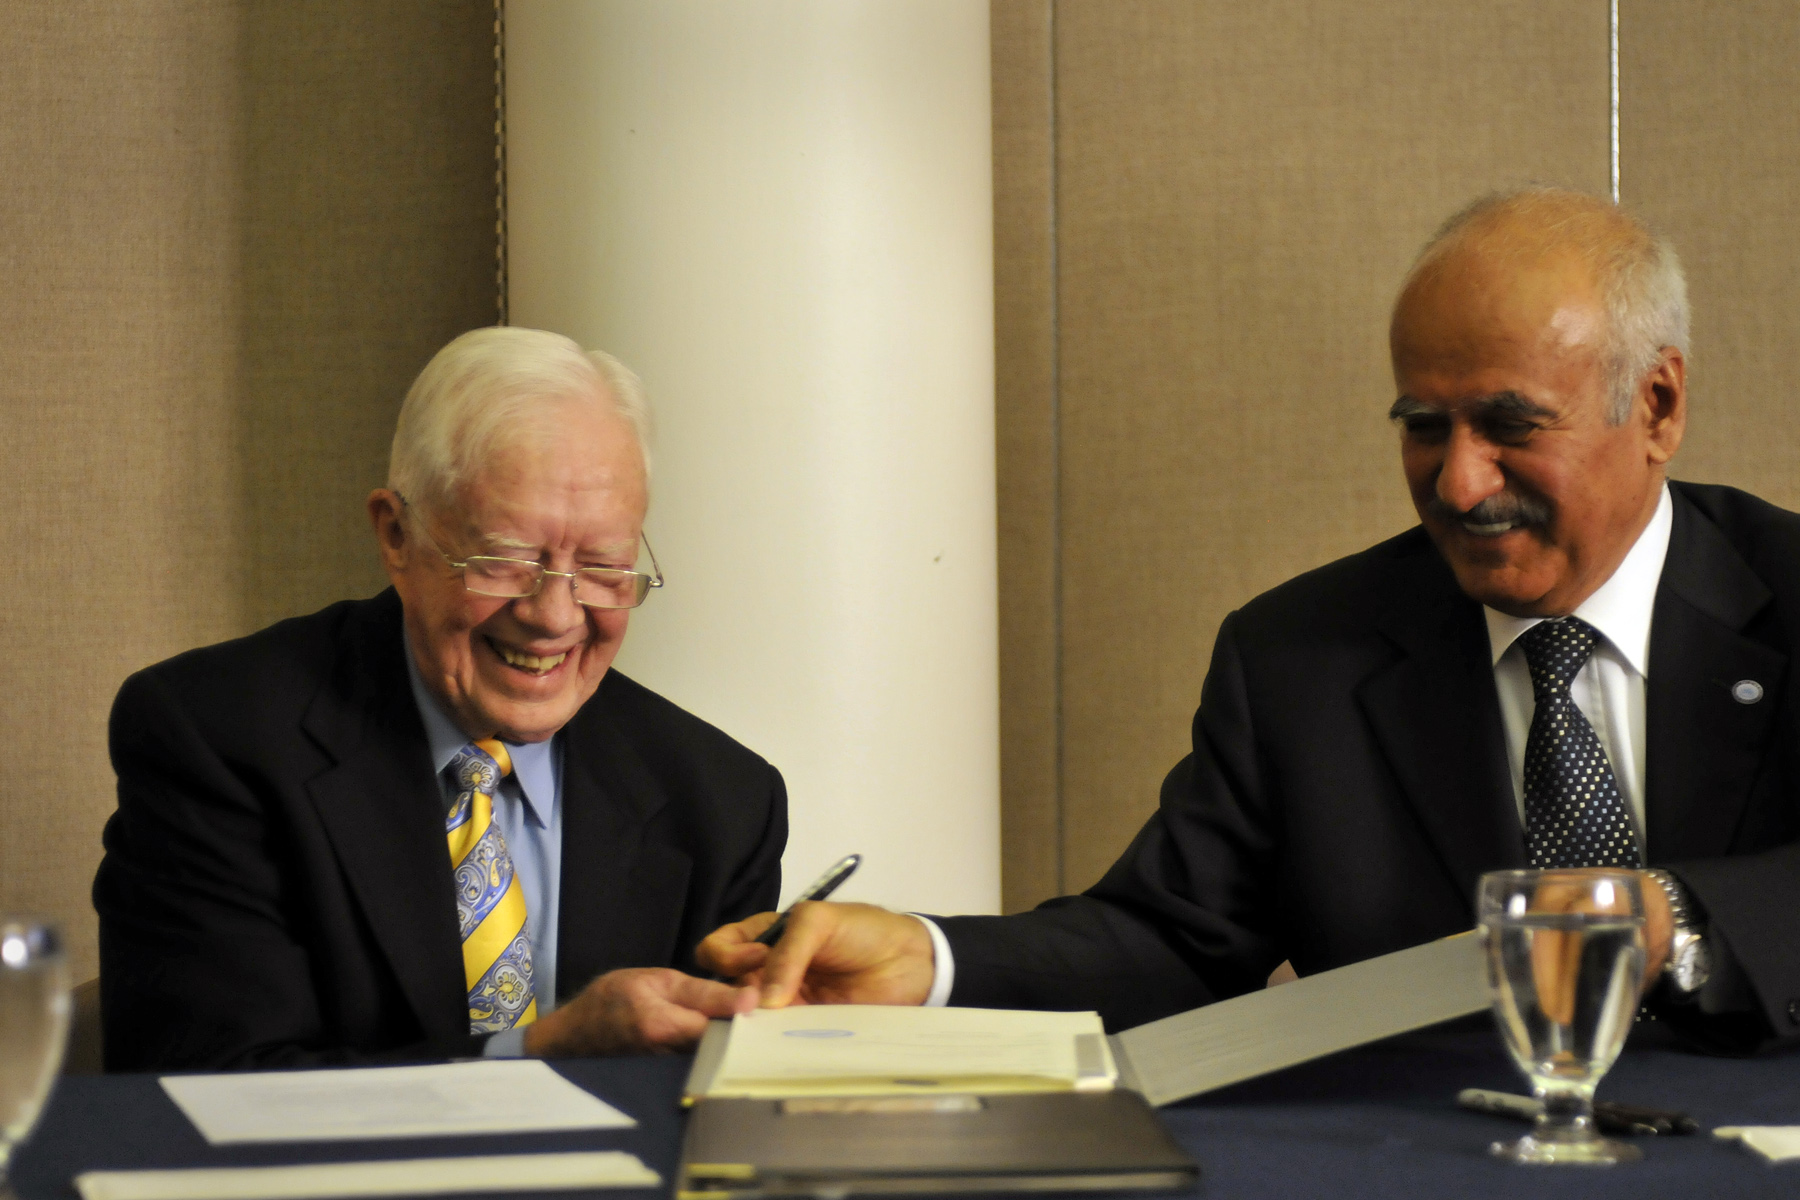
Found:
[1477,870,1647,1165]
[0,919,71,1193]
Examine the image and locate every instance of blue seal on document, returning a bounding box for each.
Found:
[784,1029,855,1038]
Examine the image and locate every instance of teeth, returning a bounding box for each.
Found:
[1461,520,1517,537]
[494,643,567,673]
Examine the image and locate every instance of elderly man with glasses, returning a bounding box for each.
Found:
[95,327,786,1069]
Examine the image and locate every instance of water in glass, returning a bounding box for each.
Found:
[1478,870,1646,1166]
[0,920,70,1187]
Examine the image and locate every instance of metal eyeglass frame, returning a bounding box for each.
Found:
[395,493,664,610]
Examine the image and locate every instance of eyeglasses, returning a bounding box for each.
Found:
[398,494,664,610]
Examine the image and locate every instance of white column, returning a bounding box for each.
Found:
[506,1,999,915]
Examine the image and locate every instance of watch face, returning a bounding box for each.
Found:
[1671,936,1712,994]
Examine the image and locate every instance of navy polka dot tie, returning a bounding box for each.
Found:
[1519,617,1642,869]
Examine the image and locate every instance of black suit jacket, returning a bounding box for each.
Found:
[943,482,1800,1048]
[94,589,786,1070]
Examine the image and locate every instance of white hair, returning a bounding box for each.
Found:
[388,327,651,515]
[1403,187,1689,424]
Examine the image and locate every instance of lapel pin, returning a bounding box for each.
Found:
[1731,680,1764,705]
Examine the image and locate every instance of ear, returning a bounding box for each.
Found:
[1640,346,1686,466]
[367,489,410,581]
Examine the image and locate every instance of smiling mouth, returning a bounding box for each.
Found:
[1428,491,1553,541]
[487,637,568,675]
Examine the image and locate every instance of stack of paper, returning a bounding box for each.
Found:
[694,1005,1116,1099]
[679,1013,1192,1198]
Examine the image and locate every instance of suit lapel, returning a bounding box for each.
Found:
[1644,491,1786,861]
[1356,547,1525,908]
[300,593,468,1043]
[554,685,688,998]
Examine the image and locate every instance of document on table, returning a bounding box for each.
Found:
[1111,932,1490,1107]
[1715,1126,1800,1163]
[695,1005,1117,1098]
[160,1060,635,1145]
[74,1152,660,1200]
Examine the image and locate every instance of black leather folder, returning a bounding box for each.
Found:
[675,1091,1198,1198]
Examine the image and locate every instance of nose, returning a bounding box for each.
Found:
[508,571,586,636]
[1434,424,1506,514]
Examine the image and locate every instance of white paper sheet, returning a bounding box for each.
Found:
[1111,932,1490,1107]
[74,1152,660,1200]
[1714,1126,1800,1163]
[706,1005,1114,1097]
[160,1061,634,1145]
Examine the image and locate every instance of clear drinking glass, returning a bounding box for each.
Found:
[1477,870,1646,1166]
[0,919,71,1191]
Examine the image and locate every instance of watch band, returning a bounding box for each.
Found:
[1645,868,1701,930]
[1646,867,1711,998]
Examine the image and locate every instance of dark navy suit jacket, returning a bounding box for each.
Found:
[95,589,786,1070]
[945,483,1800,1050]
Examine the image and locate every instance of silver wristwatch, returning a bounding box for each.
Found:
[1645,868,1712,997]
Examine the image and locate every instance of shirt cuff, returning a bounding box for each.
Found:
[910,915,955,1007]
[482,1026,529,1057]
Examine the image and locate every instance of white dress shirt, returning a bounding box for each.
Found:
[1485,484,1673,846]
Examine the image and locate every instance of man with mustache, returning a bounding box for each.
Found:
[703,187,1800,1050]
[96,328,784,1068]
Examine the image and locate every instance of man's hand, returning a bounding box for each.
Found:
[696,901,937,1008]
[1639,870,1674,987]
[520,968,758,1057]
[1524,871,1674,1005]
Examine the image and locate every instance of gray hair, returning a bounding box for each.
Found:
[388,327,651,515]
[1402,187,1689,424]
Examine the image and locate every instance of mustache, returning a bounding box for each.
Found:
[1425,491,1554,529]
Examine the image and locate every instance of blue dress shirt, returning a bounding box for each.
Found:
[403,636,562,1056]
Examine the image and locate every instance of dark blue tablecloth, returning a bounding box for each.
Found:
[12,1021,1800,1200]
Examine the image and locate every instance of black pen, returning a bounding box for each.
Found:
[1457,1088,1697,1136]
[755,854,862,946]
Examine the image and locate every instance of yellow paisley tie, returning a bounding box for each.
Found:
[445,739,538,1033]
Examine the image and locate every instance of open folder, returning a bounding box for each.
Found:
[684,931,1487,1108]
[679,1008,1192,1197]
[675,932,1487,1198]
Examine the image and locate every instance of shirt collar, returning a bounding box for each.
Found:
[1483,483,1673,677]
[401,630,559,827]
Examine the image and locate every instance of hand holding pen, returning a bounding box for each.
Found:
[756,854,863,946]
[695,859,938,1008]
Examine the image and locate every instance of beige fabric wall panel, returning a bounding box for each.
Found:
[0,3,493,978]
[1045,1,1612,891]
[234,3,498,632]
[1623,2,1800,512]
[991,0,1060,912]
[3,4,249,982]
